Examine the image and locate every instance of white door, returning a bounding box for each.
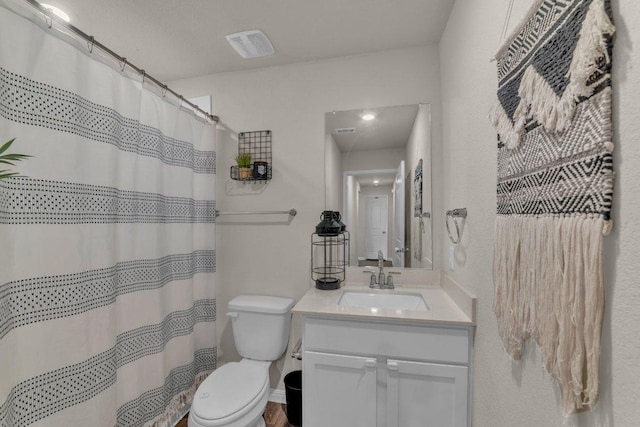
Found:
[303,351,377,427]
[393,161,406,267]
[364,195,388,259]
[386,359,468,427]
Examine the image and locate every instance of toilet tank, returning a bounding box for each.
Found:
[227,295,295,361]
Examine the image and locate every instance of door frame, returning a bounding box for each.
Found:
[392,161,406,268]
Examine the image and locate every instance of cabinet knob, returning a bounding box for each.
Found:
[387,361,399,371]
[365,359,377,368]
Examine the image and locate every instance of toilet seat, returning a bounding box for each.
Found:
[190,362,269,427]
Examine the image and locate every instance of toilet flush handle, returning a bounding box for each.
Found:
[226,312,239,318]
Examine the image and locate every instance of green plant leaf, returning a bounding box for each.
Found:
[0,139,32,180]
[0,171,19,179]
[0,154,31,161]
[234,153,252,168]
[0,138,15,156]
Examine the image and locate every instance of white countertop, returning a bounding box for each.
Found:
[292,282,475,326]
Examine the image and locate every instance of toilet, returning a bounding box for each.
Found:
[189,295,295,427]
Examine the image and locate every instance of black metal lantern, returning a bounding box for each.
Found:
[311,211,348,290]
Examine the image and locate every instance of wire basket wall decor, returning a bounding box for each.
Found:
[230,130,272,181]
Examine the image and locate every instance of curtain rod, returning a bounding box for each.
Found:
[22,0,219,123]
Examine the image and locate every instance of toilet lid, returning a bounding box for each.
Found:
[192,362,268,422]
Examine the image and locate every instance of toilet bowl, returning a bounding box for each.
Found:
[188,295,295,427]
[189,360,270,427]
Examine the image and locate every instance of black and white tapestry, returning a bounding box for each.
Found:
[0,3,217,426]
[489,0,614,415]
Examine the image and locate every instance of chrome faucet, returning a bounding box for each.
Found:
[363,269,398,289]
[362,251,398,289]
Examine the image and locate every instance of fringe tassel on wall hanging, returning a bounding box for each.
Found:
[490,0,614,415]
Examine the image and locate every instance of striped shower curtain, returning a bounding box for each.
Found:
[0,2,217,426]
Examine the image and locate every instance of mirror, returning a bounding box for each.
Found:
[325,104,432,269]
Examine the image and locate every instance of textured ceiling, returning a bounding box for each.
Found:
[42,0,456,81]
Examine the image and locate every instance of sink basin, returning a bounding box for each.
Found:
[338,291,429,311]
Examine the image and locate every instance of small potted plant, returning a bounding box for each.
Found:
[234,153,252,180]
[0,138,31,179]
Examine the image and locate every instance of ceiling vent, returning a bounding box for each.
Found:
[334,128,356,134]
[226,30,275,59]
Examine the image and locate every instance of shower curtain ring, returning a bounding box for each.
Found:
[141,70,146,84]
[87,36,95,53]
[119,57,127,72]
[179,95,184,107]
[162,85,168,97]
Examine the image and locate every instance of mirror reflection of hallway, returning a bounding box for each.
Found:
[325,103,433,269]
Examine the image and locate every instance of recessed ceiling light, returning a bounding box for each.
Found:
[373,180,379,186]
[362,114,376,121]
[41,3,70,22]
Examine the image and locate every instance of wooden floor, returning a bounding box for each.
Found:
[263,402,294,427]
[176,401,293,427]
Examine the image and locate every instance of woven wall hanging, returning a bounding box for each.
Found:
[489,0,615,415]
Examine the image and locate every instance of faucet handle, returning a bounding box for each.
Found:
[386,271,400,287]
[363,270,377,287]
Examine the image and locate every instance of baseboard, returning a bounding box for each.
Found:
[269,388,286,404]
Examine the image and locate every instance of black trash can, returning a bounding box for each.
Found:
[284,370,302,426]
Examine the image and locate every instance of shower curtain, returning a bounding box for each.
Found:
[0,3,217,427]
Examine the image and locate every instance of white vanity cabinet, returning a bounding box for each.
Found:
[301,316,473,427]
[304,351,378,426]
[386,359,468,427]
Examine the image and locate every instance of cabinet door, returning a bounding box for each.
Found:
[386,359,468,427]
[303,351,377,427]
